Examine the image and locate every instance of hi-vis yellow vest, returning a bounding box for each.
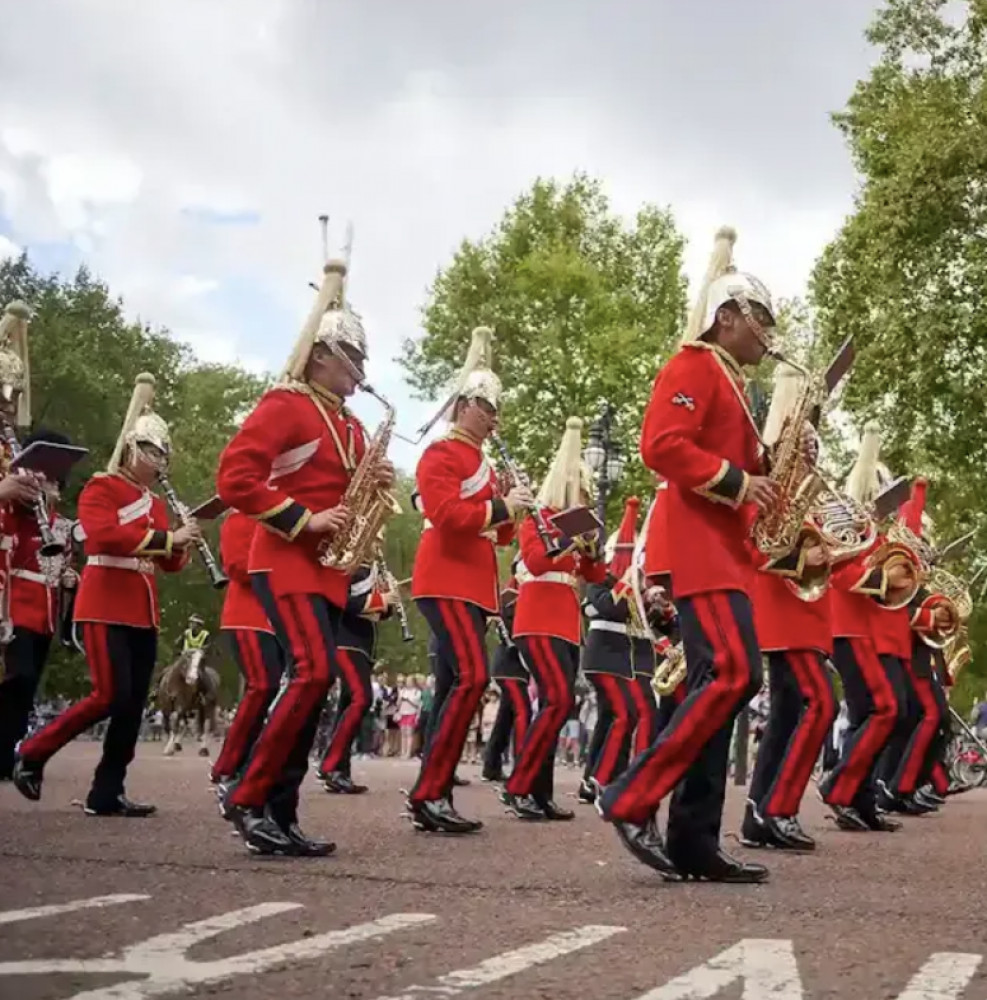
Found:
[183,628,209,652]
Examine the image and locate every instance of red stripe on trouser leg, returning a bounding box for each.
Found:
[504,679,531,750]
[211,630,278,782]
[633,676,658,756]
[593,674,633,785]
[894,669,941,796]
[20,623,115,764]
[229,595,334,809]
[505,636,571,796]
[764,651,837,817]
[318,648,371,774]
[603,592,751,824]
[411,600,487,803]
[930,761,949,796]
[826,638,897,808]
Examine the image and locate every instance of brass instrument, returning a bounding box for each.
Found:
[808,485,876,562]
[919,566,970,650]
[653,642,687,697]
[885,520,935,576]
[751,354,829,601]
[944,626,971,684]
[158,473,229,589]
[375,545,413,642]
[318,383,401,574]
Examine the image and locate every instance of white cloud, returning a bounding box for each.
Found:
[0,234,19,262]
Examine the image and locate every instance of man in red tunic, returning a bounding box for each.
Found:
[216,258,394,855]
[14,374,198,814]
[597,227,814,883]
[408,326,531,833]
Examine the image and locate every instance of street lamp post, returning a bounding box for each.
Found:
[583,403,625,528]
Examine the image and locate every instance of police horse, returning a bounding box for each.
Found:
[156,646,221,757]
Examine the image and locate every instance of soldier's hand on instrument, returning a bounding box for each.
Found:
[307,504,349,536]
[933,605,955,629]
[375,460,396,488]
[887,561,916,589]
[61,568,80,589]
[801,422,820,464]
[804,543,828,568]
[744,475,780,511]
[0,472,42,503]
[505,485,533,514]
[174,520,202,547]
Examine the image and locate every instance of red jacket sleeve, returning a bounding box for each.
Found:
[417,444,511,534]
[216,391,312,541]
[579,554,608,584]
[79,477,176,559]
[518,516,565,576]
[640,350,749,507]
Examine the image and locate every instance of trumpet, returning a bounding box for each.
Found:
[488,433,560,557]
[157,473,229,590]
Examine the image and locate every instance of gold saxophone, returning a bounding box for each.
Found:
[653,642,687,697]
[317,384,402,574]
[751,356,829,601]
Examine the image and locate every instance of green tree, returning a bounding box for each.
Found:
[809,0,987,709]
[399,174,688,525]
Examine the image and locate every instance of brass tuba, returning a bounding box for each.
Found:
[317,384,402,574]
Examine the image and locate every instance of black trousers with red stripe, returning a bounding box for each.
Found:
[0,627,54,778]
[922,658,951,792]
[599,590,762,863]
[505,635,579,801]
[319,645,374,779]
[411,598,490,804]
[582,673,637,787]
[885,644,944,797]
[630,673,659,757]
[748,650,837,818]
[211,629,284,783]
[483,676,531,777]
[229,578,344,816]
[20,623,157,809]
[872,654,914,799]
[819,638,900,812]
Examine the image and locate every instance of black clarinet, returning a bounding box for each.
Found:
[376,554,413,642]
[489,433,560,557]
[1,421,65,557]
[157,473,229,589]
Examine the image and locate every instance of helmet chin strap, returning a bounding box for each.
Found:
[327,340,366,385]
[732,292,776,355]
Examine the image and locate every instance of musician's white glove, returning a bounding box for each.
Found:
[174,520,202,548]
[61,568,80,589]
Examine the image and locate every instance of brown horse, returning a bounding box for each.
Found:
[156,646,221,757]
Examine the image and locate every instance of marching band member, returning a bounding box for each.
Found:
[503,417,606,820]
[741,363,837,852]
[216,258,393,855]
[597,227,795,883]
[818,423,920,832]
[0,430,79,780]
[318,559,394,794]
[14,374,197,815]
[408,327,529,833]
[578,497,641,805]
[482,571,530,784]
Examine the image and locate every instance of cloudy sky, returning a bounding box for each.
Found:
[0,0,880,470]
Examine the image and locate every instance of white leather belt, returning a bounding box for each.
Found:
[11,569,48,585]
[0,537,13,551]
[88,555,154,574]
[422,518,496,542]
[589,620,627,635]
[519,570,576,587]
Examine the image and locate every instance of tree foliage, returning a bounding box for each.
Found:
[810,0,987,707]
[399,174,688,525]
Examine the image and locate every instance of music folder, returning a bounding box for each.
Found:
[549,506,603,539]
[188,495,229,522]
[10,441,89,481]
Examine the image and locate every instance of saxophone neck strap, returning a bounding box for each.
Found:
[308,393,357,473]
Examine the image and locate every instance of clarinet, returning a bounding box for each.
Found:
[488,433,560,557]
[491,615,514,648]
[157,473,229,590]
[1,421,65,557]
[376,554,413,643]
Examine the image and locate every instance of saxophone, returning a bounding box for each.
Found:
[751,355,829,600]
[318,383,402,574]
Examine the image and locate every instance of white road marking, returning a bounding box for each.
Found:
[0,907,434,1000]
[896,952,984,999]
[632,939,804,1000]
[374,924,626,1000]
[0,894,150,926]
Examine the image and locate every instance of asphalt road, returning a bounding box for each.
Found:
[1,744,985,1000]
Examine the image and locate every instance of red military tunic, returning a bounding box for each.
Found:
[753,571,833,656]
[216,383,367,609]
[639,343,763,598]
[6,503,59,635]
[411,429,515,614]
[219,510,273,634]
[871,605,913,660]
[73,472,189,629]
[513,514,608,645]
[643,480,670,579]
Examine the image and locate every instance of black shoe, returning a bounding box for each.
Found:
[12,757,43,801]
[84,795,157,818]
[829,804,871,832]
[674,849,769,884]
[536,797,575,821]
[503,792,547,820]
[408,798,478,834]
[738,803,774,848]
[860,809,902,832]
[787,816,816,849]
[740,803,811,850]
[918,785,946,806]
[229,805,293,854]
[215,780,234,820]
[321,771,368,795]
[913,788,942,811]
[280,822,337,857]
[481,769,506,783]
[611,819,682,878]
[577,780,596,804]
[452,774,470,787]
[906,790,939,813]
